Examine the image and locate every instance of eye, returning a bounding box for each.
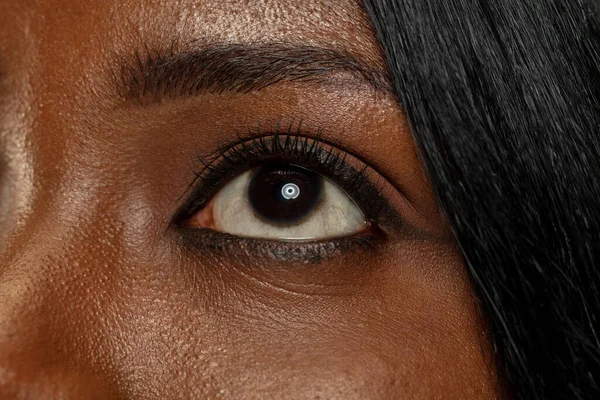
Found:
[175,130,405,256]
[189,162,366,241]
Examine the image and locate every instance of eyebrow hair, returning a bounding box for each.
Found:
[116,43,393,104]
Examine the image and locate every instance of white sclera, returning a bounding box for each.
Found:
[212,170,366,241]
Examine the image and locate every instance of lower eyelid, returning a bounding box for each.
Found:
[176,227,381,265]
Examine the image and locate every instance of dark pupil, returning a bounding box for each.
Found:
[248,163,323,225]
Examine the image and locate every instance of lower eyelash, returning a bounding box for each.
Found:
[176,227,380,264]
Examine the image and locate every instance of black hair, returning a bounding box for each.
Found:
[364,1,600,398]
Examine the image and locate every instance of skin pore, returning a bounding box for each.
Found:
[0,1,499,399]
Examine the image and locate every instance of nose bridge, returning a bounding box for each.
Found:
[0,188,127,398]
[0,5,163,398]
[0,43,157,392]
[0,173,127,336]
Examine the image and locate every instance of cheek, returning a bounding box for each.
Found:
[0,218,496,399]
[109,240,497,399]
[229,248,495,399]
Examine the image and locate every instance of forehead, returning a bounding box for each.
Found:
[0,0,382,67]
[0,0,386,145]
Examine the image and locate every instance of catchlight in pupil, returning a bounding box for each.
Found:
[281,183,300,200]
[248,164,323,224]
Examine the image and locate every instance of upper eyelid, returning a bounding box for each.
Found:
[203,125,326,174]
[199,123,412,206]
[198,120,379,183]
[191,130,363,200]
[182,131,353,208]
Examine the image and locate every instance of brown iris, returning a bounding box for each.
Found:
[248,163,324,225]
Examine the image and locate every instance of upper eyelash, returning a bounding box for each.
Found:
[201,122,373,194]
[199,121,330,177]
[174,121,400,232]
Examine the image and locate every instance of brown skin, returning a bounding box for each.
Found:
[0,1,499,399]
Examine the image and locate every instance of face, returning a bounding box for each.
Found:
[0,1,499,398]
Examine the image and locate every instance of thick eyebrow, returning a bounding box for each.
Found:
[116,43,393,104]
